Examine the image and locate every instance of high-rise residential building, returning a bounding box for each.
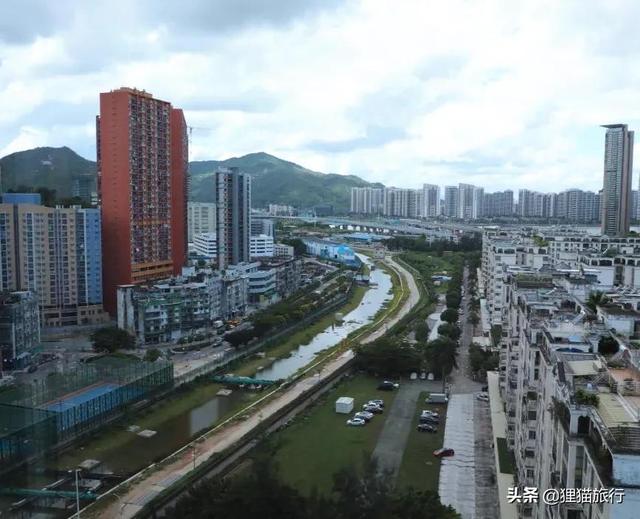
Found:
[443,186,458,217]
[542,192,556,218]
[555,189,600,222]
[383,187,407,217]
[350,187,383,215]
[187,202,216,242]
[215,167,251,269]
[422,184,440,217]
[482,190,514,217]
[518,189,549,218]
[601,124,634,236]
[457,183,483,219]
[0,197,106,326]
[251,218,275,237]
[97,87,188,314]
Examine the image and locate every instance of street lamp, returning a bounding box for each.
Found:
[68,468,82,518]
[191,444,197,471]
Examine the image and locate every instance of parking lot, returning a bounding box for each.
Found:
[371,379,442,483]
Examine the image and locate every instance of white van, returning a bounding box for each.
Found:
[426,393,448,404]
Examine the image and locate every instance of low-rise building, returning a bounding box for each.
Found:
[117,276,222,345]
[250,234,275,258]
[274,243,294,258]
[193,232,217,259]
[0,291,40,370]
[302,239,361,267]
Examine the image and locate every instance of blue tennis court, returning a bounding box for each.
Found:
[44,383,120,412]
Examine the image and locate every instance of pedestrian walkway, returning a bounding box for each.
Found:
[487,371,517,519]
[439,394,476,519]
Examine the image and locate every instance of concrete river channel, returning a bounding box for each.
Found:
[1,256,391,517]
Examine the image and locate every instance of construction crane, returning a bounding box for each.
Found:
[187,126,211,144]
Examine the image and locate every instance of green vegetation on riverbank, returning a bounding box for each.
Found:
[235,284,368,377]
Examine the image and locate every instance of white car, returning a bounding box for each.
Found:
[476,392,489,402]
[346,418,366,427]
[421,410,439,419]
[354,411,374,422]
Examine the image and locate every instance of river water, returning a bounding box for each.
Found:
[1,255,392,512]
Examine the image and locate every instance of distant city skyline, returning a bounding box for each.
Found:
[3,1,640,192]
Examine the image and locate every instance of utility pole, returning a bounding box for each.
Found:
[69,468,81,518]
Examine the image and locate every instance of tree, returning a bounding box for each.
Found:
[355,338,422,377]
[144,348,162,362]
[90,326,135,353]
[225,328,255,348]
[468,344,499,376]
[467,312,480,326]
[586,291,609,313]
[282,238,307,257]
[445,292,461,309]
[598,336,619,356]
[438,323,461,341]
[165,452,460,519]
[424,337,458,377]
[440,308,459,324]
[414,321,430,343]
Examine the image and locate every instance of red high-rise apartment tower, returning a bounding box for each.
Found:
[97,88,188,315]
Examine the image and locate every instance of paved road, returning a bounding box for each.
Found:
[474,398,499,519]
[439,266,498,519]
[439,394,477,518]
[372,380,441,482]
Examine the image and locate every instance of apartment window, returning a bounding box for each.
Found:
[526,468,534,478]
[528,430,536,440]
[527,410,537,421]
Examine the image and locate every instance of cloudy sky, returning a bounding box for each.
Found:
[1,0,640,192]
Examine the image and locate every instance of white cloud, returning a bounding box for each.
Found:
[1,0,640,193]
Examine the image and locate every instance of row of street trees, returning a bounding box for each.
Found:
[165,455,460,519]
[355,255,465,379]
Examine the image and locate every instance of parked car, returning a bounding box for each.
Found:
[476,392,489,402]
[417,424,438,433]
[481,385,488,392]
[368,399,385,408]
[426,393,448,404]
[346,418,366,427]
[433,448,455,458]
[377,380,399,391]
[354,411,374,422]
[421,410,439,418]
[420,415,439,425]
[362,403,384,414]
[27,365,37,373]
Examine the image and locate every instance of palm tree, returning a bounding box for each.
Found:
[586,291,609,313]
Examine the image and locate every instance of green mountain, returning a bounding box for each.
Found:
[190,152,382,211]
[0,146,96,199]
[0,147,381,212]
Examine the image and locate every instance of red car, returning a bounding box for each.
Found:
[433,448,455,458]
